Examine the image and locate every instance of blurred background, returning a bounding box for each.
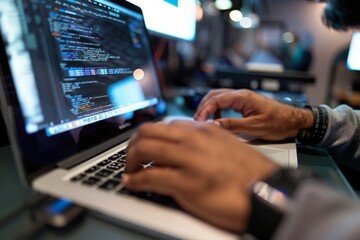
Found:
[1,0,359,147]
[131,0,358,108]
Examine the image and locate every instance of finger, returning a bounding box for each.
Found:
[195,90,233,120]
[199,89,234,107]
[195,92,242,121]
[197,89,233,110]
[166,119,197,127]
[215,118,276,140]
[123,168,192,197]
[216,118,246,132]
[125,137,196,172]
[134,122,196,143]
[196,89,258,121]
[216,117,261,133]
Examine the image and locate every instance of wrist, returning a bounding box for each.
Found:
[296,105,329,145]
[287,106,313,138]
[298,107,314,129]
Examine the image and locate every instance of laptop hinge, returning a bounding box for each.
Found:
[57,129,135,169]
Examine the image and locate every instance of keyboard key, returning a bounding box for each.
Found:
[95,169,114,178]
[97,159,111,167]
[99,179,121,190]
[108,154,121,161]
[135,191,154,199]
[118,188,152,199]
[85,166,100,174]
[117,187,131,195]
[118,149,127,155]
[151,195,181,210]
[117,188,181,210]
[116,160,126,164]
[107,162,125,171]
[82,177,101,186]
[70,173,86,182]
[113,171,124,181]
[139,192,181,210]
[117,158,126,163]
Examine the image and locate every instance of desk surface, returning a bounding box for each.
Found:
[0,102,357,239]
[0,143,357,239]
[0,145,158,240]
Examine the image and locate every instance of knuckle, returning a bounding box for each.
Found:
[136,128,146,138]
[208,89,218,95]
[227,120,238,130]
[211,96,223,107]
[138,124,151,135]
[240,89,251,98]
[134,141,149,155]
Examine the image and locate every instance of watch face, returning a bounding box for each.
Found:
[249,168,314,240]
[253,181,293,212]
[248,179,293,240]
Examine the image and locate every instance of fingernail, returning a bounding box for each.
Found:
[213,121,220,126]
[122,174,130,185]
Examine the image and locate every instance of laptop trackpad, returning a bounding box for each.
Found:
[250,145,294,168]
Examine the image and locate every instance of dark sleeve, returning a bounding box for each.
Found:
[318,104,360,171]
[273,181,360,240]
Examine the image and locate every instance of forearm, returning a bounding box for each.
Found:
[273,181,360,240]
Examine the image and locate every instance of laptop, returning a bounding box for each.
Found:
[0,0,297,239]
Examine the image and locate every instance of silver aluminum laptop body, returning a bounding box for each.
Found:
[0,0,296,239]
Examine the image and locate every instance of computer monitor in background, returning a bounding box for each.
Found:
[347,32,360,71]
[126,0,197,41]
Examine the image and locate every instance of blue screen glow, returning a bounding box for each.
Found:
[347,32,360,71]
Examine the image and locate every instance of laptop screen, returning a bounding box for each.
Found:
[347,32,360,71]
[0,0,166,180]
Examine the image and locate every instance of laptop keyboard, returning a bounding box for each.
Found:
[69,148,181,210]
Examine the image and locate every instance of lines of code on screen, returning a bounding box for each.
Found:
[45,0,147,119]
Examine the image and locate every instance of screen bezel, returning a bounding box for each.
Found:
[0,0,167,184]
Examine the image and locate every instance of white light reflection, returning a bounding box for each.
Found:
[240,16,252,28]
[214,0,233,10]
[133,68,145,81]
[229,10,243,22]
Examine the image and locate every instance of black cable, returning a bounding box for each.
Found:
[0,195,85,239]
[14,198,86,240]
[15,218,48,240]
[0,194,48,226]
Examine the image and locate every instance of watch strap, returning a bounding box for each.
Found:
[246,168,316,240]
[296,105,328,145]
[247,183,286,240]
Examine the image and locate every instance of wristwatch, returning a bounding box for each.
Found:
[246,168,315,240]
[296,105,329,145]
